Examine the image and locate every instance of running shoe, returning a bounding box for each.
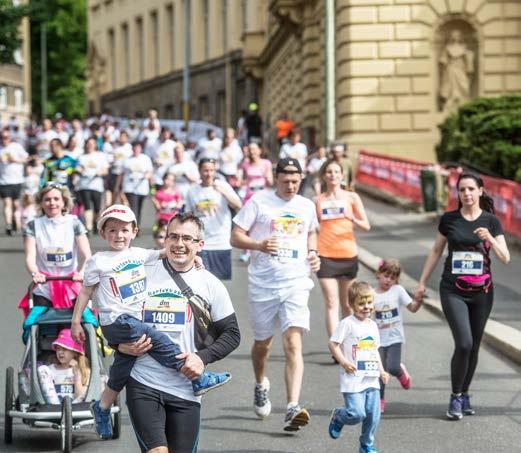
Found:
[446,394,463,420]
[380,399,385,414]
[283,404,310,432]
[90,400,113,440]
[397,363,411,389]
[192,371,232,396]
[360,446,378,453]
[328,408,343,439]
[461,393,476,416]
[254,377,271,419]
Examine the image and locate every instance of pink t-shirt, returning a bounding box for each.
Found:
[241,159,272,201]
[154,189,181,222]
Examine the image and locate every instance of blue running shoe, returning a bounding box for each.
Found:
[461,393,476,416]
[446,394,463,420]
[328,408,343,439]
[192,371,232,396]
[360,446,378,453]
[90,400,113,440]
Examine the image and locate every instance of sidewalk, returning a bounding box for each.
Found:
[356,192,521,365]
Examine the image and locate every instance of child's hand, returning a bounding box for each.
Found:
[71,322,85,344]
[380,370,390,384]
[194,255,205,271]
[341,360,357,374]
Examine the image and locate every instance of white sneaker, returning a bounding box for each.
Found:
[283,404,310,432]
[253,377,271,419]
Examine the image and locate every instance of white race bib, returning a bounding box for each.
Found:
[45,247,73,268]
[143,291,187,332]
[114,265,147,305]
[321,199,346,220]
[375,307,400,328]
[452,251,483,275]
[355,347,380,377]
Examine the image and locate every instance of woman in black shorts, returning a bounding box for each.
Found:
[415,172,510,420]
[315,159,370,339]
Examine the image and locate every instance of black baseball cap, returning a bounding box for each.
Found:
[275,157,302,174]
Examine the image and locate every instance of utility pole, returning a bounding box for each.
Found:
[182,0,191,135]
[40,22,47,119]
[325,0,335,145]
[223,0,232,129]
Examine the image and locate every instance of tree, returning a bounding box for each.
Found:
[30,0,87,119]
[0,0,31,64]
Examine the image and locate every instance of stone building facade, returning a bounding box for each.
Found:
[87,0,521,161]
[0,12,31,127]
[87,0,265,127]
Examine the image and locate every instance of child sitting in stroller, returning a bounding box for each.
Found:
[37,328,90,404]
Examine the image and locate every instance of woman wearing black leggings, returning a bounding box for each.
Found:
[415,172,510,420]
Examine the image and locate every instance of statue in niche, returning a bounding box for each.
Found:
[439,30,475,113]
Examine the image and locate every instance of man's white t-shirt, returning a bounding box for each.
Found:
[37,129,58,157]
[197,137,222,162]
[374,284,412,347]
[185,181,240,250]
[151,139,175,186]
[279,142,308,172]
[330,315,381,393]
[109,143,132,175]
[76,152,109,192]
[83,247,160,326]
[130,263,235,403]
[233,190,318,288]
[219,141,243,176]
[0,142,28,185]
[122,154,153,196]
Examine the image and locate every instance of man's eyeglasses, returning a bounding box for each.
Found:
[166,233,201,244]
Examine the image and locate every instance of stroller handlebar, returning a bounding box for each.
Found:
[27,276,77,308]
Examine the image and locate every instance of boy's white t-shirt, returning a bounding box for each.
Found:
[83,247,161,326]
[330,315,381,393]
[373,284,412,347]
[233,190,318,288]
[185,181,240,250]
[130,263,235,403]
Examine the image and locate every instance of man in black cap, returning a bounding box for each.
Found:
[231,157,321,432]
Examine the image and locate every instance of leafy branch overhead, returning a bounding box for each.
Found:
[0,0,32,64]
[436,95,521,183]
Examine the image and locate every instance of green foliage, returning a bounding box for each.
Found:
[436,95,521,182]
[30,0,87,119]
[0,0,31,63]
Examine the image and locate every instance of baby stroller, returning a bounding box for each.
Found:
[4,277,121,452]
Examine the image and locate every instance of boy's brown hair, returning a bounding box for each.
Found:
[377,257,401,279]
[348,281,374,308]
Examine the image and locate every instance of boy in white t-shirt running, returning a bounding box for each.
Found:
[374,258,422,413]
[328,281,390,453]
[71,205,231,439]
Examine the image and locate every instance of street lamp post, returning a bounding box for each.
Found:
[40,22,47,119]
[182,0,190,135]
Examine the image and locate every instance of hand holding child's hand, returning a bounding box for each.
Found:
[194,255,205,270]
[380,370,390,384]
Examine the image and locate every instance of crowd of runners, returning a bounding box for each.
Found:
[1,111,511,453]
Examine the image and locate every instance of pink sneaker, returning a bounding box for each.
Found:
[397,363,411,389]
[380,399,385,413]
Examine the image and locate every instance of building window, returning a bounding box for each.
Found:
[0,86,7,109]
[166,4,175,69]
[203,0,209,59]
[164,104,174,119]
[108,28,116,89]
[150,10,159,76]
[14,88,23,111]
[136,17,144,81]
[217,90,226,128]
[199,95,208,120]
[121,23,129,85]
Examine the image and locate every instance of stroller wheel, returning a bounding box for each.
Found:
[60,396,73,453]
[4,367,14,444]
[111,395,121,440]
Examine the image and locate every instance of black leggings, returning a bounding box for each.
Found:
[126,378,200,453]
[124,193,146,225]
[440,281,494,394]
[378,343,402,399]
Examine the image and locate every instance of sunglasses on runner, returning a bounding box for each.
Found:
[45,182,65,189]
[166,233,201,244]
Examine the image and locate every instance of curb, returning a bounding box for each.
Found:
[357,246,521,365]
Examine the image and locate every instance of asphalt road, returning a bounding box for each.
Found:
[1,199,520,452]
